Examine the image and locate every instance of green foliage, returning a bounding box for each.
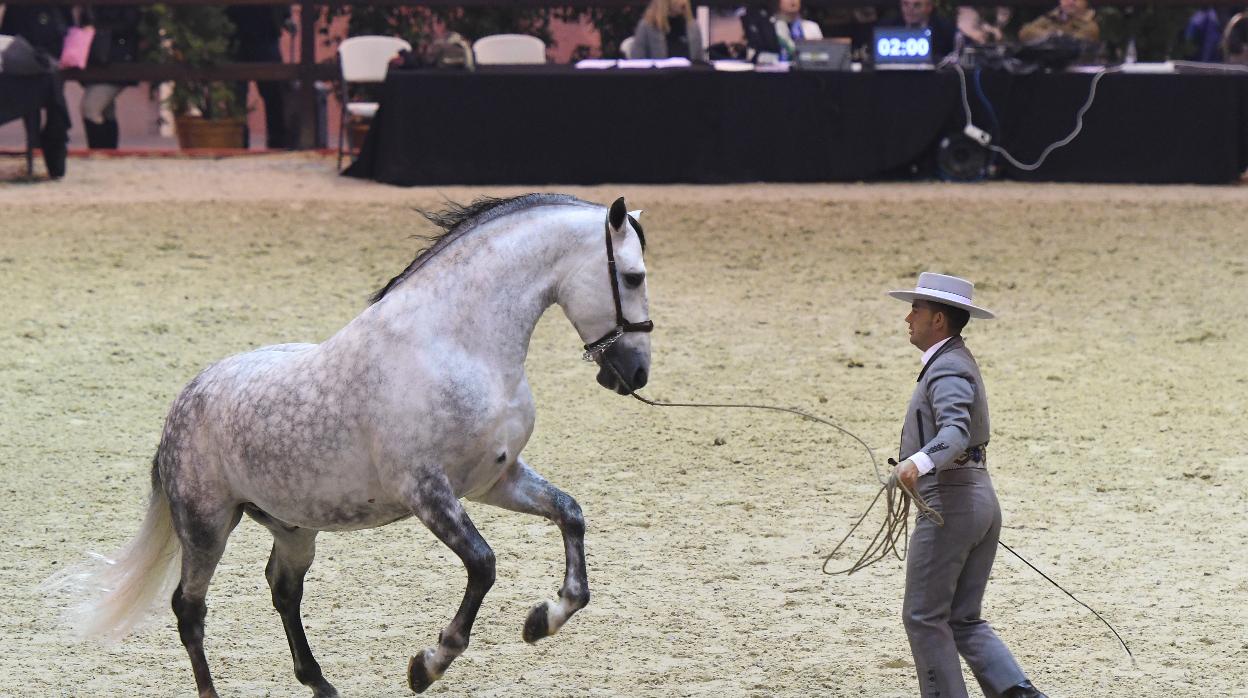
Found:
[433,6,558,46]
[581,6,644,58]
[324,4,634,63]
[141,4,244,118]
[322,4,434,50]
[323,5,557,53]
[1097,4,1194,62]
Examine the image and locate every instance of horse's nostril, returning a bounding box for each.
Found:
[633,367,648,389]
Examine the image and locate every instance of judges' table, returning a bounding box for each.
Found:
[344,66,1248,186]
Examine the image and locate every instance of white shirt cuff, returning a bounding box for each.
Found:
[910,451,935,476]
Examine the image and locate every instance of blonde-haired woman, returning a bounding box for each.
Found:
[627,0,706,60]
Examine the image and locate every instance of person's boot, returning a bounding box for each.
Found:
[102,118,119,149]
[85,119,121,149]
[1003,680,1049,698]
[83,119,110,149]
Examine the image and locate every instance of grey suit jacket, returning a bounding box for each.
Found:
[628,19,706,61]
[899,336,990,472]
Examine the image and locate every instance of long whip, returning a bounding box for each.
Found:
[605,363,1134,665]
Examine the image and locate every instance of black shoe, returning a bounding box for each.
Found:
[84,119,121,149]
[84,120,108,149]
[1003,680,1048,698]
[102,118,119,149]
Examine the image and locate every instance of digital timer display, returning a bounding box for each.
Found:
[872,27,934,64]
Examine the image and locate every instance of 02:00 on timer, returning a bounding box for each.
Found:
[877,37,930,58]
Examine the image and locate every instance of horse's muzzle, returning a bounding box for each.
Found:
[596,346,649,395]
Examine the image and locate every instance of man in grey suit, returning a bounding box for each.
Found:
[889,272,1047,698]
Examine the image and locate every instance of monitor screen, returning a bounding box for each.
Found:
[873,27,934,65]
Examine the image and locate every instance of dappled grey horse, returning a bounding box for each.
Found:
[51,195,653,696]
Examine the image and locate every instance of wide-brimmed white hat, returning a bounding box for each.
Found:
[888,272,995,320]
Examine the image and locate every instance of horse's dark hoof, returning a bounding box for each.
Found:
[523,602,550,643]
[407,651,438,694]
[310,680,340,698]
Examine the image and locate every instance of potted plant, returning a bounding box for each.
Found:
[143,4,246,148]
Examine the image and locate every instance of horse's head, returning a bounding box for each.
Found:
[560,197,653,395]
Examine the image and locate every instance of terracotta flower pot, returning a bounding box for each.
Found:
[174,115,247,150]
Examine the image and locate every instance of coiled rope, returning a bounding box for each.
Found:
[608,364,1133,665]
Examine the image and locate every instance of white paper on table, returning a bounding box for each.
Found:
[575,59,618,69]
[1120,61,1175,74]
[653,57,693,69]
[712,60,754,72]
[754,62,792,72]
[617,59,657,69]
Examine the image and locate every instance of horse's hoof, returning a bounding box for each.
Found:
[523,601,550,643]
[311,680,340,698]
[408,650,439,694]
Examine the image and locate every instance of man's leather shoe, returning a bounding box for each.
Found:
[1003,680,1048,698]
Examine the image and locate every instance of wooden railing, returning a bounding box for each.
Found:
[3,0,1239,148]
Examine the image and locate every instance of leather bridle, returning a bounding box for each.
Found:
[581,214,654,362]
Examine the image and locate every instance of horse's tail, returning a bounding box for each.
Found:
[43,456,182,642]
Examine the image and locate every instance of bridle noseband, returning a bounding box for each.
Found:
[581,214,654,362]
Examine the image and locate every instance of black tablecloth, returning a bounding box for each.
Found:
[345,67,1248,186]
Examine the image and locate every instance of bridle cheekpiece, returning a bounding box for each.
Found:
[581,212,654,362]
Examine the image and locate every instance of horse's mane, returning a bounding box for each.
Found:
[369,193,593,305]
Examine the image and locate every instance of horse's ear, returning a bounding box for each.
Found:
[608,197,627,232]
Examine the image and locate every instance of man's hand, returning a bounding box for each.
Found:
[893,459,920,494]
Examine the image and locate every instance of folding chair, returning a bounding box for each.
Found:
[337,35,411,171]
[472,34,547,65]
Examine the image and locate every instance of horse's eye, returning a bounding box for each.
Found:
[623,272,646,289]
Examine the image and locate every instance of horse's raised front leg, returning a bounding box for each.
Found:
[405,468,496,694]
[250,513,338,698]
[474,458,588,643]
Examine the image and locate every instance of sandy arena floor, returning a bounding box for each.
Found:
[1,155,1246,697]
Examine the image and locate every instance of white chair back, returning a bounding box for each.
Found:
[619,36,635,59]
[473,34,546,65]
[338,35,412,83]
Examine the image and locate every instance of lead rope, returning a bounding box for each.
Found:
[602,362,1134,665]
[624,389,943,574]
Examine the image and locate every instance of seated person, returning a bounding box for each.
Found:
[629,0,706,61]
[878,0,957,60]
[819,6,880,59]
[773,0,823,60]
[1018,0,1100,44]
[957,6,1012,47]
[1225,12,1248,64]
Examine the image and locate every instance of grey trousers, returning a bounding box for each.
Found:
[903,467,1027,698]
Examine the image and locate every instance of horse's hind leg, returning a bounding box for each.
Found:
[246,510,339,698]
[473,458,588,643]
[405,468,496,694]
[170,504,243,698]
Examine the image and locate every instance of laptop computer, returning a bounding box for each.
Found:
[872,26,935,70]
[792,38,853,71]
